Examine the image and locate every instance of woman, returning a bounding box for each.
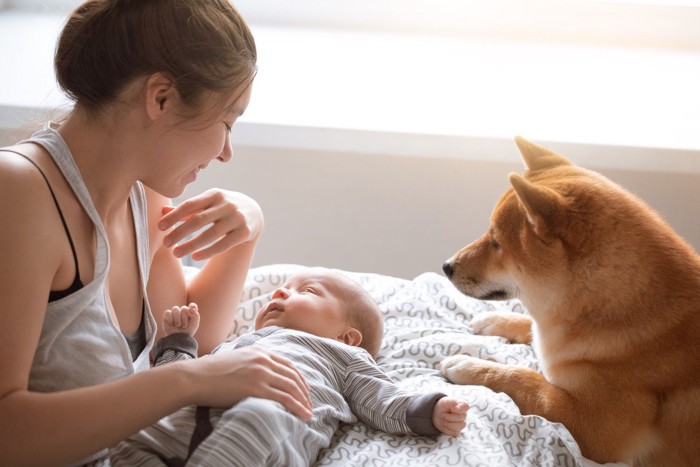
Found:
[0,1,312,465]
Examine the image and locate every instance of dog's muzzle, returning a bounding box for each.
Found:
[442,261,454,279]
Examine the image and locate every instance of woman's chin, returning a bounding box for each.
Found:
[183,169,198,185]
[146,183,186,199]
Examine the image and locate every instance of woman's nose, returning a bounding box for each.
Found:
[218,135,233,163]
[272,287,290,299]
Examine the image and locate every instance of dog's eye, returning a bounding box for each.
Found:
[491,239,501,250]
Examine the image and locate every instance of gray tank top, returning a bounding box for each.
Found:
[20,122,157,465]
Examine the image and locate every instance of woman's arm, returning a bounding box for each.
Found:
[0,161,186,465]
[1,361,192,465]
[146,187,263,354]
[1,344,313,466]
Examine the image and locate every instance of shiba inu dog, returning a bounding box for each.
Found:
[440,137,700,466]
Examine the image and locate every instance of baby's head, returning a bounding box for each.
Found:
[255,267,384,358]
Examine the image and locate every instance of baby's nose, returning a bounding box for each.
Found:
[272,287,290,299]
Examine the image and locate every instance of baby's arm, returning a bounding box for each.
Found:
[432,397,469,437]
[162,303,200,337]
[345,352,467,437]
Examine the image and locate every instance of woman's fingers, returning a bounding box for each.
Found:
[158,190,259,260]
[163,210,216,249]
[158,195,213,231]
[264,351,314,409]
[258,380,313,421]
[241,356,313,420]
[172,220,248,260]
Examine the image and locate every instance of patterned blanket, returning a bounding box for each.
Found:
[225,264,621,467]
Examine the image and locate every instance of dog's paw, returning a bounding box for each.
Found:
[440,355,496,386]
[470,312,533,344]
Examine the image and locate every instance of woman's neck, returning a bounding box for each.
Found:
[57,108,143,223]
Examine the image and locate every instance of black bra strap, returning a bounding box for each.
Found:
[1,149,82,289]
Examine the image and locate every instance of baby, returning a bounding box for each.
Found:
[111,267,468,466]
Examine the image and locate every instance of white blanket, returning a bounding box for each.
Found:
[226,264,618,467]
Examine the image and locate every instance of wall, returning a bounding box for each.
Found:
[177,143,700,279]
[2,122,699,280]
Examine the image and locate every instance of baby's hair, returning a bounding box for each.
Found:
[336,274,384,359]
[55,0,256,118]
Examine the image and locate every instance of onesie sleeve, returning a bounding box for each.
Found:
[343,351,446,436]
[153,333,199,366]
[405,392,447,436]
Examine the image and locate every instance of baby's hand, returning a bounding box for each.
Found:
[432,397,469,437]
[162,303,200,336]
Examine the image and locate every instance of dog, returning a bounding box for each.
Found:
[439,137,700,466]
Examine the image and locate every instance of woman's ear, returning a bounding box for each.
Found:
[144,72,177,121]
[339,327,362,347]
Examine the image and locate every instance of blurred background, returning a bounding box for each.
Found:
[1,0,699,278]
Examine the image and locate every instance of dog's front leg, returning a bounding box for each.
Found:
[439,356,650,464]
[470,312,533,344]
[439,355,565,412]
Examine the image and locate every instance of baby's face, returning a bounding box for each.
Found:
[255,269,351,340]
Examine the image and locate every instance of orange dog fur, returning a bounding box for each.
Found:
[440,137,700,466]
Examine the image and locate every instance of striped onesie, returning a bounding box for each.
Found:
[110,326,446,466]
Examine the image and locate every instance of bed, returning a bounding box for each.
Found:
[221,263,621,467]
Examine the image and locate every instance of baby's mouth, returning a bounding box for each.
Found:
[262,301,284,319]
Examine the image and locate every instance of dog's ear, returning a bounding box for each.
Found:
[509,173,566,241]
[514,136,572,172]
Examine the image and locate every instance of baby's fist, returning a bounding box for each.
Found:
[432,397,468,437]
[162,303,200,336]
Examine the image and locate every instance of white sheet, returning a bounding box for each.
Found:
[225,264,619,467]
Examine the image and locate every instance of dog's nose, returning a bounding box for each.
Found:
[442,261,454,278]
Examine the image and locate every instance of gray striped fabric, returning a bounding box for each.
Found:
[111,327,444,466]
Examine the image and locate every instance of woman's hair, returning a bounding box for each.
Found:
[55,0,256,117]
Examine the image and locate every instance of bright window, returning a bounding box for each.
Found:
[5,0,700,51]
[2,0,699,163]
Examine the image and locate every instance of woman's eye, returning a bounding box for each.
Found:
[224,122,233,132]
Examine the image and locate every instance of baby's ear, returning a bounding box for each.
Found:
[339,328,362,347]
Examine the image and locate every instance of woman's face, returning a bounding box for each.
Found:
[146,83,253,197]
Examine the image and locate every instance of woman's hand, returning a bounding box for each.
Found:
[158,189,264,262]
[180,347,314,420]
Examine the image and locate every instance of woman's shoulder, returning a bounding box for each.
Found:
[0,143,56,202]
[0,143,66,243]
[0,143,65,286]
